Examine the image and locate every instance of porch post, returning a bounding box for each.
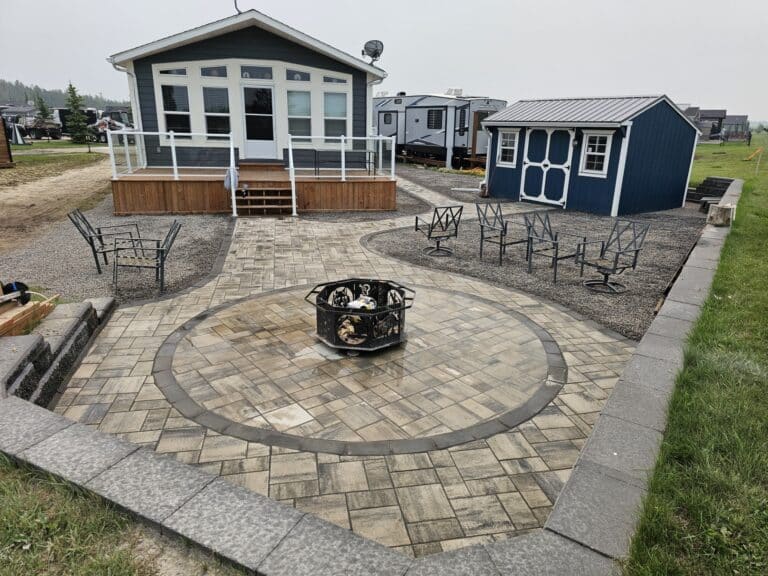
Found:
[123,133,132,174]
[390,136,396,180]
[288,135,298,217]
[229,133,237,217]
[378,137,383,174]
[340,135,346,181]
[169,131,179,181]
[106,130,117,179]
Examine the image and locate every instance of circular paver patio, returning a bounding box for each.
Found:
[156,284,565,454]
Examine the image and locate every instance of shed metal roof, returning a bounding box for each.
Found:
[484,96,664,126]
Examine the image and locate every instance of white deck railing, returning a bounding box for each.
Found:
[107,130,239,216]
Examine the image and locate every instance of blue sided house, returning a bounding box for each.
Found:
[482,96,700,216]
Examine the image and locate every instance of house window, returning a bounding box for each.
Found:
[201,65,227,78]
[383,113,393,125]
[323,76,347,84]
[286,69,310,81]
[240,65,272,79]
[161,85,190,134]
[497,129,518,167]
[203,87,230,139]
[579,132,613,177]
[324,92,347,138]
[427,109,443,130]
[159,68,186,76]
[287,91,311,141]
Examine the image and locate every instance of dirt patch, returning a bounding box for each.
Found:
[0,159,111,253]
[365,207,706,340]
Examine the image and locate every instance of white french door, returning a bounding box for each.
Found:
[242,85,277,158]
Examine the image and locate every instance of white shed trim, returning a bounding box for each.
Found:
[610,122,633,217]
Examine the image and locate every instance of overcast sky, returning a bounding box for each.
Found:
[2,0,766,119]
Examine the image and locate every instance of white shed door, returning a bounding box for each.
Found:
[520,128,574,206]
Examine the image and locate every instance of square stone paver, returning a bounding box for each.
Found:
[155,427,206,454]
[349,506,410,547]
[486,432,538,460]
[318,461,369,494]
[396,484,454,523]
[198,435,249,463]
[295,494,350,529]
[270,452,318,484]
[451,495,514,536]
[450,448,505,480]
[264,405,313,431]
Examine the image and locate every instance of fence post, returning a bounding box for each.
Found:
[123,133,132,174]
[106,130,117,179]
[169,131,179,181]
[340,135,346,181]
[390,136,396,180]
[229,133,237,217]
[288,135,298,217]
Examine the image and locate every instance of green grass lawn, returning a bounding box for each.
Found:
[11,140,106,150]
[625,133,768,575]
[0,153,104,187]
[0,455,154,576]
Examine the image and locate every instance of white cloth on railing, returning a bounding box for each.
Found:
[224,166,239,191]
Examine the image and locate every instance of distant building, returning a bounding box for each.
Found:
[698,109,727,139]
[722,115,749,138]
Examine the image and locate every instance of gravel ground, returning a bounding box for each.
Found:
[397,164,498,204]
[366,206,706,340]
[300,187,432,222]
[0,194,232,305]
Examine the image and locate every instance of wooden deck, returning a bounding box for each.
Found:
[111,166,396,215]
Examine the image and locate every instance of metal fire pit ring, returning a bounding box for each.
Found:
[305,278,414,352]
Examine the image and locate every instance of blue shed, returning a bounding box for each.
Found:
[482,96,699,216]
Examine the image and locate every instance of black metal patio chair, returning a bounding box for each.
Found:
[476,203,532,265]
[415,205,463,256]
[68,208,142,274]
[576,219,650,294]
[112,220,181,293]
[525,212,586,283]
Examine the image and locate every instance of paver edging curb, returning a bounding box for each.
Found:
[151,283,568,456]
[544,179,744,561]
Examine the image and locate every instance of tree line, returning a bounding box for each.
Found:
[0,79,128,109]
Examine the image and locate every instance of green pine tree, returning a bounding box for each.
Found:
[65,82,89,144]
[35,94,52,121]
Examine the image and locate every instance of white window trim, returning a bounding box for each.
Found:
[496,128,519,168]
[159,83,192,137]
[202,86,231,140]
[287,90,312,139]
[323,91,351,138]
[579,130,613,179]
[151,59,353,150]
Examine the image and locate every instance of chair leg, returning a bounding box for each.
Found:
[112,260,118,289]
[90,244,102,275]
[479,229,484,260]
[498,238,504,266]
[527,243,533,274]
[159,263,165,293]
[553,246,559,283]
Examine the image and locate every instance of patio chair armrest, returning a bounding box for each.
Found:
[113,237,161,249]
[96,222,140,233]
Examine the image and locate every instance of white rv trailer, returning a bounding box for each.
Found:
[373,92,507,167]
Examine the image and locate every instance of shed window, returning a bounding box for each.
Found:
[240,66,272,79]
[324,92,347,139]
[579,132,612,177]
[161,85,190,135]
[496,129,518,167]
[286,69,310,82]
[427,109,443,130]
[201,66,227,78]
[287,91,311,141]
[203,87,230,139]
[383,113,393,125]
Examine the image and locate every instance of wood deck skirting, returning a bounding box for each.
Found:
[111,175,396,214]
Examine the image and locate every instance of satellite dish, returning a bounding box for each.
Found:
[362,40,384,63]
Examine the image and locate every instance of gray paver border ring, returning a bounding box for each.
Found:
[152,283,567,456]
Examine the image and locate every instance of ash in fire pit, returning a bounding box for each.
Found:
[305,279,414,352]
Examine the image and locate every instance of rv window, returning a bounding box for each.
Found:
[288,91,312,141]
[203,87,230,138]
[394,98,403,105]
[458,108,467,135]
[324,93,347,138]
[427,109,443,130]
[201,66,227,78]
[287,69,311,82]
[579,132,612,177]
[323,76,347,84]
[159,68,186,76]
[161,85,191,135]
[496,129,518,167]
[383,113,393,125]
[240,66,273,80]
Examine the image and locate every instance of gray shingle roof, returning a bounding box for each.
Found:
[484,96,664,125]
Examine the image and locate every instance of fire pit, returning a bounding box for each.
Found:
[305,279,414,352]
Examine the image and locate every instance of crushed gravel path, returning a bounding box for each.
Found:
[0,194,232,305]
[365,205,706,340]
[397,164,498,204]
[300,187,432,222]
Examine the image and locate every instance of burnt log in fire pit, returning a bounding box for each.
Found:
[305,279,414,352]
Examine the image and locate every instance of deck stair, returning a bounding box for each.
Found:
[235,159,293,216]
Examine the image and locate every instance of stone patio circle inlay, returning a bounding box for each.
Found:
[154,285,566,455]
